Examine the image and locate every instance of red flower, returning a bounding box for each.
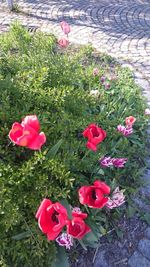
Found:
[78,180,110,208]
[58,37,69,48]
[125,116,136,127]
[36,199,68,240]
[9,115,46,150]
[67,211,91,239]
[83,123,106,151]
[60,21,71,35]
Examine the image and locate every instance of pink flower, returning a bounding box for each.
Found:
[117,124,133,136]
[56,233,73,249]
[104,82,110,90]
[9,115,46,150]
[106,187,125,209]
[60,21,71,35]
[99,157,113,167]
[111,158,128,168]
[123,126,133,136]
[58,37,69,48]
[145,108,150,115]
[72,207,82,213]
[117,124,125,133]
[100,157,128,168]
[93,68,99,76]
[100,76,106,83]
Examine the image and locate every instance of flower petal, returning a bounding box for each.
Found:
[86,141,97,151]
[47,229,61,240]
[9,122,23,143]
[21,115,40,132]
[94,180,110,194]
[35,198,52,219]
[38,209,52,234]
[27,132,46,150]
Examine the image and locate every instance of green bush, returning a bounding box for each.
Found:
[0,23,148,266]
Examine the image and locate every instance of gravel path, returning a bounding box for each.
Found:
[0,1,150,266]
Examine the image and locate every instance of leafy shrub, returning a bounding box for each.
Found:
[0,23,148,266]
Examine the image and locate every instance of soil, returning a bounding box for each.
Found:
[70,215,147,267]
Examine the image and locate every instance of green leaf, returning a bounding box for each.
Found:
[59,199,72,219]
[83,231,99,244]
[115,228,123,239]
[46,139,63,158]
[52,246,69,267]
[12,231,31,240]
[99,226,107,235]
[97,168,104,175]
[127,206,137,218]
[78,239,87,250]
[142,213,150,225]
[81,230,99,248]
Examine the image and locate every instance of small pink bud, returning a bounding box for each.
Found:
[100,76,106,83]
[93,68,99,76]
[104,82,110,90]
[60,21,71,35]
[58,37,69,48]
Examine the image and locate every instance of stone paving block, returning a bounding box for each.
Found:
[133,196,150,212]
[135,78,150,90]
[93,251,109,267]
[145,228,150,240]
[138,239,150,261]
[140,184,150,199]
[128,251,150,267]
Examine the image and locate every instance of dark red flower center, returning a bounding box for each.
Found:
[91,189,97,200]
[91,128,99,137]
[52,211,59,223]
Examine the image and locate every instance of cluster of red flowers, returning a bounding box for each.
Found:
[8,115,130,244]
[35,198,90,240]
[58,21,71,48]
[35,179,111,242]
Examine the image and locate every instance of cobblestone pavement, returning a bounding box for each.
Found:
[0,0,150,266]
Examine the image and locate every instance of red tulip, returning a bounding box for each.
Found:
[9,115,46,150]
[36,199,68,240]
[58,37,69,48]
[83,123,106,151]
[125,116,136,127]
[78,180,110,209]
[60,21,71,35]
[72,207,88,220]
[67,211,91,239]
